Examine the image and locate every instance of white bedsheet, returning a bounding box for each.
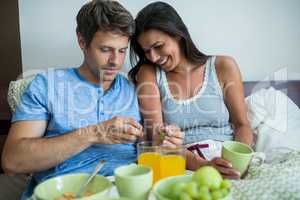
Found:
[246,87,300,153]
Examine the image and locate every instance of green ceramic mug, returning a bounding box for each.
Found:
[221,141,265,176]
[114,164,153,200]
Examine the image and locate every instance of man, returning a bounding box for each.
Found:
[1,0,143,198]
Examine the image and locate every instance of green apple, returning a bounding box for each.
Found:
[179,192,193,200]
[193,166,222,190]
[197,192,212,200]
[220,179,231,189]
[198,186,210,195]
[184,181,199,198]
[159,132,166,140]
[220,188,229,197]
[211,190,224,200]
[170,182,187,199]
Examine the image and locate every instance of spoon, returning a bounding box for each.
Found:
[75,160,105,198]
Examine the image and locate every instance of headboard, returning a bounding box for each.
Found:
[243,80,300,108]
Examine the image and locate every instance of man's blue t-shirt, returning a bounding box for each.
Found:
[13,68,141,198]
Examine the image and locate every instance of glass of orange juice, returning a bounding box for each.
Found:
[137,141,161,184]
[159,146,186,179]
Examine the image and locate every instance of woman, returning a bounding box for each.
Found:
[129,1,253,179]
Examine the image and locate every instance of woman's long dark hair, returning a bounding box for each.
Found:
[129,1,209,84]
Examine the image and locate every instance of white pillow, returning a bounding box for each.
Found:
[245,87,300,152]
[7,76,35,113]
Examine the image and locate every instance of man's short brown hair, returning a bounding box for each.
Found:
[76,0,135,47]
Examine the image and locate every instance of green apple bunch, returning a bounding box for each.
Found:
[169,166,231,200]
[159,132,167,140]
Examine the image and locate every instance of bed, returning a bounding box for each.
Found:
[232,80,300,200]
[1,79,300,200]
[243,80,300,107]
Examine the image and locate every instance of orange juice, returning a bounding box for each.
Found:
[138,152,161,183]
[159,155,186,179]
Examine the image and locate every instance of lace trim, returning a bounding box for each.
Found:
[161,58,210,105]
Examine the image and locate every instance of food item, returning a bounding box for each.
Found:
[54,191,94,200]
[184,181,198,198]
[54,192,75,200]
[170,182,188,199]
[179,192,193,200]
[193,166,222,189]
[169,166,231,200]
[159,132,167,140]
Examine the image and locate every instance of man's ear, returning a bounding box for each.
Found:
[77,32,86,50]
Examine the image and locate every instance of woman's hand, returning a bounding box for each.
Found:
[158,124,184,147]
[209,157,240,179]
[188,153,240,179]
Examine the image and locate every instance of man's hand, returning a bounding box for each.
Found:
[158,124,184,147]
[87,116,144,144]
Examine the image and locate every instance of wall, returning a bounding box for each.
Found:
[19,0,300,81]
[0,0,22,120]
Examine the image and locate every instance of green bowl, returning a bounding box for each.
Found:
[30,173,113,200]
[153,175,232,200]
